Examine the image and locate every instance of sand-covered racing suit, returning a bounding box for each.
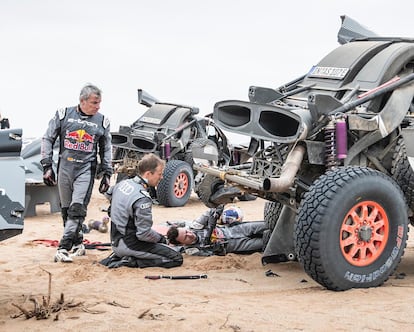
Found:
[41,105,113,251]
[108,176,183,268]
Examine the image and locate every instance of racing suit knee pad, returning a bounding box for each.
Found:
[68,203,87,220]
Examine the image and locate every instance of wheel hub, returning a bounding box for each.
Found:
[358,225,372,242]
[174,172,189,198]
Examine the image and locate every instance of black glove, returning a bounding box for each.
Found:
[158,234,167,244]
[211,242,227,256]
[99,173,111,193]
[203,205,224,246]
[40,158,57,186]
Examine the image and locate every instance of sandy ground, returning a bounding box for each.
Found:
[1,183,414,332]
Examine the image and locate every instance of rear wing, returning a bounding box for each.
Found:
[337,15,379,44]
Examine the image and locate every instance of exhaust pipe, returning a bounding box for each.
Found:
[193,164,264,191]
[262,145,305,192]
[193,145,305,193]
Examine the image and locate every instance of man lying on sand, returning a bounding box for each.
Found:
[166,206,266,256]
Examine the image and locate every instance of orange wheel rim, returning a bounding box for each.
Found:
[173,172,189,198]
[340,200,389,266]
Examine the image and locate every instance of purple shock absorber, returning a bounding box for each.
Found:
[164,141,171,159]
[336,118,348,160]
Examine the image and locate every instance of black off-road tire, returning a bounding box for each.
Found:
[264,201,284,229]
[295,166,408,291]
[262,201,283,248]
[391,137,414,223]
[157,160,193,207]
[196,174,225,208]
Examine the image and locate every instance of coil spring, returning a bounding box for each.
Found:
[325,119,337,168]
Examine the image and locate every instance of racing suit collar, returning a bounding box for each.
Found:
[133,175,148,188]
[193,233,201,245]
[77,104,90,117]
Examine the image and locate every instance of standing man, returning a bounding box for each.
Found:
[41,84,113,263]
[106,153,183,268]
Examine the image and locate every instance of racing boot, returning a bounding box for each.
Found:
[71,219,86,257]
[71,243,86,257]
[54,249,73,263]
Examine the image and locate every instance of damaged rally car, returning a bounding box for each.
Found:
[0,128,25,241]
[194,16,414,291]
[111,89,250,207]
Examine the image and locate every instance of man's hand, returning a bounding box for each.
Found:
[41,159,57,186]
[99,174,111,193]
[211,241,227,256]
[43,167,57,186]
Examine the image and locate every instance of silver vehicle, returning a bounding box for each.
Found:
[194,16,414,290]
[111,90,245,207]
[0,128,25,241]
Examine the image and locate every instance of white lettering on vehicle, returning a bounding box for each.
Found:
[308,66,349,79]
[343,225,405,283]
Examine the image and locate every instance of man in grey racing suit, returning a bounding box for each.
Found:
[106,153,183,268]
[41,84,113,263]
[167,208,266,255]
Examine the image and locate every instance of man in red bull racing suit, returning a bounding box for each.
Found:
[41,84,113,263]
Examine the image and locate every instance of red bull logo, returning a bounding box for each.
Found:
[65,129,95,143]
[64,129,95,153]
[210,228,225,243]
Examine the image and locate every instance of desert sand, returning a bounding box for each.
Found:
[1,183,414,332]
